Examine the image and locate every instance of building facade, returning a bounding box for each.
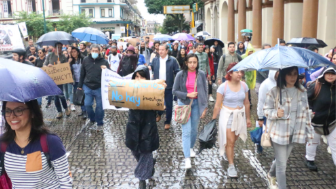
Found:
[203,0,336,54]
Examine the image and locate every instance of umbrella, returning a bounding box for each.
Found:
[287,37,327,48]
[36,31,77,47]
[0,58,62,102]
[242,33,252,37]
[196,31,211,37]
[172,33,194,41]
[250,127,263,144]
[72,27,109,44]
[204,38,225,48]
[153,34,173,41]
[240,29,252,33]
[198,119,217,155]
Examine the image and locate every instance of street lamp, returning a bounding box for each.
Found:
[42,0,47,33]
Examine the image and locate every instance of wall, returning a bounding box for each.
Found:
[261,7,272,45]
[284,2,303,41]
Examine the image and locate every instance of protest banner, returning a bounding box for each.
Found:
[101,69,132,110]
[18,22,28,38]
[108,79,165,111]
[144,35,154,42]
[128,38,140,47]
[0,24,24,51]
[41,63,74,85]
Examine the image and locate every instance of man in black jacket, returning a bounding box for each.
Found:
[78,44,110,129]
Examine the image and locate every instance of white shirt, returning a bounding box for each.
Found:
[108,53,121,72]
[159,55,168,80]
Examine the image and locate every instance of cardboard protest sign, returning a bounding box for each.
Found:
[108,79,165,110]
[143,35,154,42]
[128,38,140,47]
[41,63,74,85]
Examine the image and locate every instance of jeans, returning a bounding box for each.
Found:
[213,63,218,82]
[306,128,336,165]
[83,84,104,126]
[63,83,73,104]
[54,85,68,113]
[269,141,295,189]
[73,82,86,112]
[178,99,200,158]
[158,89,173,125]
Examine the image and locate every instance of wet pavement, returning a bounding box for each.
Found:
[41,90,336,189]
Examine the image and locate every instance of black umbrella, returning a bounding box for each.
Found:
[204,38,225,48]
[287,37,327,48]
[198,119,217,154]
[36,31,77,47]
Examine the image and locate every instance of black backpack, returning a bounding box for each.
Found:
[118,55,137,76]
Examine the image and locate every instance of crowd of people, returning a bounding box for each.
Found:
[1,35,336,189]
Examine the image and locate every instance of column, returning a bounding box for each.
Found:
[238,0,246,42]
[272,0,284,46]
[227,0,235,42]
[302,0,319,38]
[252,0,262,48]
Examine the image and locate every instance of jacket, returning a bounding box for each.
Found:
[257,70,277,119]
[172,70,208,115]
[236,42,246,56]
[217,53,242,80]
[149,56,180,90]
[117,54,138,76]
[308,70,336,135]
[195,51,211,76]
[214,45,223,57]
[263,87,314,145]
[44,52,67,66]
[70,55,85,82]
[125,65,160,153]
[78,54,110,90]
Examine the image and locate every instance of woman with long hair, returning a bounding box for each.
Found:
[173,54,208,169]
[263,66,314,189]
[171,42,179,58]
[205,46,215,102]
[212,62,251,177]
[176,47,187,69]
[1,100,72,188]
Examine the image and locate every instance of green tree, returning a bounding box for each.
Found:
[162,15,189,34]
[16,12,50,38]
[49,13,92,33]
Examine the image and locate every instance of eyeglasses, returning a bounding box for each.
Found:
[3,108,29,117]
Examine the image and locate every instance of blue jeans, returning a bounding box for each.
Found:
[63,83,73,103]
[178,99,200,158]
[55,85,68,113]
[83,84,104,125]
[213,63,218,82]
[73,82,86,112]
[158,89,173,124]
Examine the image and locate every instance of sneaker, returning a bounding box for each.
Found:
[304,158,318,171]
[65,108,71,116]
[227,166,238,177]
[209,96,215,102]
[56,112,63,119]
[267,173,278,189]
[70,104,76,111]
[185,158,191,169]
[190,148,196,158]
[328,146,331,154]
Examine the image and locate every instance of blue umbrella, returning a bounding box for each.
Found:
[72,27,109,44]
[0,58,62,102]
[153,34,173,41]
[36,31,77,47]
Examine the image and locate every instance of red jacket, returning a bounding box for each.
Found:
[208,55,215,76]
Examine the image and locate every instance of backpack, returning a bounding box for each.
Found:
[118,55,136,76]
[108,53,121,64]
[221,54,242,63]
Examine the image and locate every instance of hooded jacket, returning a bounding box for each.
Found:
[242,47,256,89]
[236,42,246,56]
[257,70,277,119]
[78,54,110,90]
[125,65,160,153]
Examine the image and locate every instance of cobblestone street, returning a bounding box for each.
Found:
[43,91,336,189]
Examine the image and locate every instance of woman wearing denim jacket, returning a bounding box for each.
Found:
[263,66,314,189]
[173,53,208,170]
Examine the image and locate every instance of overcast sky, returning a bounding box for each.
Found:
[137,0,165,24]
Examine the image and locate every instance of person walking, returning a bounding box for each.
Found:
[263,66,314,189]
[213,41,223,57]
[205,46,215,102]
[150,41,160,63]
[69,47,87,119]
[149,44,180,130]
[173,54,208,169]
[107,45,122,72]
[78,44,110,130]
[44,42,71,119]
[212,62,251,177]
[176,47,187,69]
[1,100,72,188]
[79,42,88,57]
[305,68,336,171]
[125,65,161,189]
[117,46,138,76]
[217,42,242,85]
[235,42,246,56]
[171,42,179,58]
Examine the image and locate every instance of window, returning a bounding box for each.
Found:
[108,9,113,17]
[101,9,105,17]
[89,9,93,18]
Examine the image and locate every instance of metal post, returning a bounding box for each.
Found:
[42,0,47,33]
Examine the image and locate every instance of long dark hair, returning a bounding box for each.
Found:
[70,47,83,66]
[276,66,302,90]
[1,100,50,143]
[204,45,211,58]
[184,53,199,74]
[177,47,187,69]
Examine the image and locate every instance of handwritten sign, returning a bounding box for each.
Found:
[128,38,140,47]
[108,79,165,110]
[41,63,74,85]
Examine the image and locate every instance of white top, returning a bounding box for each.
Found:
[108,53,121,72]
[159,55,168,80]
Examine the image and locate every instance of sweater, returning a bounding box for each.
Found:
[195,51,211,76]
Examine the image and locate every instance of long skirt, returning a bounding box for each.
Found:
[131,151,154,180]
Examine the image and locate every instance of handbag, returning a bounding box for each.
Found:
[261,88,279,147]
[73,89,85,106]
[0,143,12,189]
[174,75,198,124]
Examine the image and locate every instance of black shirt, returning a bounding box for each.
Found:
[35,57,46,68]
[81,49,88,57]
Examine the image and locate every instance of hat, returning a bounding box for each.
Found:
[12,48,26,56]
[317,67,336,80]
[127,46,135,53]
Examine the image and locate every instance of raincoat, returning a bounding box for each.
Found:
[242,46,256,89]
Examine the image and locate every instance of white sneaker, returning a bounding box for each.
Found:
[190,148,196,158]
[185,158,191,169]
[227,166,237,177]
[209,96,215,102]
[267,173,278,189]
[328,146,331,154]
[71,104,76,111]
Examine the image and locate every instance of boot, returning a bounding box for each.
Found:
[82,112,87,120]
[305,159,318,171]
[139,180,146,189]
[65,107,71,116]
[56,112,63,119]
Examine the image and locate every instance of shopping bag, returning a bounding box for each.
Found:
[73,89,85,106]
[250,127,263,144]
[198,119,217,154]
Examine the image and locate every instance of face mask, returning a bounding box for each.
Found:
[112,52,117,56]
[91,53,99,59]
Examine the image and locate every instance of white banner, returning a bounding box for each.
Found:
[18,22,28,38]
[0,25,24,51]
[120,26,125,34]
[101,69,133,110]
